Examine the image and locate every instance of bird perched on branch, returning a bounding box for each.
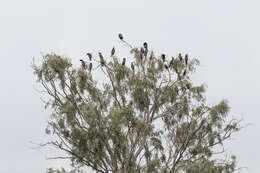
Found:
[80,59,87,69]
[170,57,174,66]
[122,58,126,66]
[98,52,105,66]
[111,47,115,57]
[118,33,123,40]
[161,54,166,62]
[185,54,188,65]
[89,62,92,72]
[86,53,92,61]
[131,62,134,72]
[178,53,183,62]
[143,42,148,57]
[183,69,186,76]
[143,42,148,50]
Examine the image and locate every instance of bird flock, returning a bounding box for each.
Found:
[79,34,189,85]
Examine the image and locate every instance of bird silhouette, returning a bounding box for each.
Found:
[170,57,174,66]
[98,52,105,66]
[122,58,126,66]
[131,62,134,71]
[86,53,92,61]
[178,53,183,62]
[143,42,148,49]
[183,69,186,76]
[118,33,123,40]
[89,62,92,72]
[111,47,115,57]
[185,54,188,65]
[80,59,86,69]
[161,54,166,62]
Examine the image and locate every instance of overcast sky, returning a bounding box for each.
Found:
[0,0,259,172]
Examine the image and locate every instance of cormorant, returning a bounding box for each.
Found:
[178,53,183,62]
[80,59,86,69]
[111,47,115,57]
[86,53,92,61]
[98,52,105,66]
[118,33,123,40]
[161,54,166,62]
[122,58,126,66]
[170,57,174,66]
[183,69,186,76]
[131,62,134,71]
[89,62,92,72]
[143,42,148,49]
[185,54,188,65]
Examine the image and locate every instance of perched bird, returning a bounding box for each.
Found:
[122,58,126,66]
[170,57,174,66]
[89,62,92,72]
[98,52,105,66]
[118,33,124,40]
[178,53,183,62]
[183,69,186,76]
[140,48,144,60]
[143,42,148,49]
[161,54,166,62]
[86,53,92,61]
[80,59,86,69]
[131,62,135,71]
[111,47,115,57]
[186,84,190,90]
[185,54,188,65]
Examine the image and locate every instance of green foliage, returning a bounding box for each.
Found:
[33,39,241,173]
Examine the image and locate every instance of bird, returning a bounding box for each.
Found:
[111,47,115,57]
[186,84,190,90]
[143,42,148,49]
[122,58,126,66]
[80,59,87,69]
[89,62,92,72]
[118,33,123,40]
[178,53,183,62]
[86,53,92,61]
[131,62,134,71]
[185,54,188,65]
[161,54,166,62]
[170,57,174,66]
[98,52,105,66]
[183,69,186,76]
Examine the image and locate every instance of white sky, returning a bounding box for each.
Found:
[0,0,259,172]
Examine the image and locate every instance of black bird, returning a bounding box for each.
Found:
[143,42,148,49]
[80,59,86,69]
[111,47,115,57]
[185,54,188,65]
[89,62,92,72]
[170,57,174,66]
[122,58,126,66]
[183,69,186,76]
[161,54,166,62]
[98,52,105,66]
[86,53,92,61]
[186,84,190,90]
[178,53,183,62]
[118,33,123,40]
[131,62,134,71]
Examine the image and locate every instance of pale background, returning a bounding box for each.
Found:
[0,0,259,172]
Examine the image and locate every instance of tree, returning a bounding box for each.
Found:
[32,34,241,173]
